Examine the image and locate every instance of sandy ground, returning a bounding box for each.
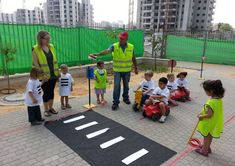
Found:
[0,68,192,115]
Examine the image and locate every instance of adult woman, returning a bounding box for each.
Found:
[32,30,59,116]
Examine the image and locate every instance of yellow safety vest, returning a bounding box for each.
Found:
[94,69,107,89]
[33,44,59,80]
[112,42,134,72]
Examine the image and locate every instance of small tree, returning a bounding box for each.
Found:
[219,23,234,32]
[0,40,17,94]
[105,30,123,41]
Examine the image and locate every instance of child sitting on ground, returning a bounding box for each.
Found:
[24,68,46,126]
[135,70,155,108]
[196,80,225,157]
[59,64,74,110]
[145,77,170,123]
[176,72,190,100]
[94,61,108,105]
[167,73,178,106]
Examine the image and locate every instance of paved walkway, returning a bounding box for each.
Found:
[0,62,235,166]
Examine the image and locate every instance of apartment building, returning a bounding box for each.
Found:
[46,0,93,27]
[137,0,215,32]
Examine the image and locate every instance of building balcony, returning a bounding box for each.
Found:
[161,0,178,5]
[142,15,152,19]
[142,22,152,25]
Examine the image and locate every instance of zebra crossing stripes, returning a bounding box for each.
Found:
[75,121,98,130]
[86,128,109,139]
[45,111,176,166]
[63,115,85,124]
[122,149,149,165]
[100,136,125,149]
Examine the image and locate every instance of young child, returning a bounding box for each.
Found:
[59,64,74,110]
[136,70,155,107]
[24,68,45,126]
[167,73,178,106]
[145,77,170,123]
[176,72,190,100]
[94,61,107,105]
[196,80,225,157]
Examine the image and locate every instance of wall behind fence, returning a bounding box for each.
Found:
[0,24,144,75]
[166,35,235,65]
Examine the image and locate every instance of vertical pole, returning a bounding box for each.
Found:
[200,31,208,79]
[152,28,155,58]
[88,77,91,106]
[88,66,91,106]
[171,60,173,73]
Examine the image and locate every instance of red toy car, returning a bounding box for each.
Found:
[143,102,170,121]
[170,87,188,102]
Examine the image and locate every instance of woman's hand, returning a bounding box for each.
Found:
[197,114,204,121]
[32,98,38,104]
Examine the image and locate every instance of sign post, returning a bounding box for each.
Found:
[83,66,96,110]
[199,31,208,80]
[168,59,177,73]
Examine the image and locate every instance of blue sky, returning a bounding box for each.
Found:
[1,0,235,27]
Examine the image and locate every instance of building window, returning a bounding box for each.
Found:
[195,26,198,29]
[198,7,200,10]
[197,13,200,16]
[203,7,206,10]
[196,20,199,23]
[201,20,205,23]
[199,0,201,3]
[201,26,204,29]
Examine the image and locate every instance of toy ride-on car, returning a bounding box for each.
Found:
[132,90,143,112]
[143,100,170,121]
[171,87,188,102]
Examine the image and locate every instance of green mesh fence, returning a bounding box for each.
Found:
[166,35,235,65]
[0,24,144,75]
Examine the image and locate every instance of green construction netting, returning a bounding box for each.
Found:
[0,24,144,75]
[166,35,235,65]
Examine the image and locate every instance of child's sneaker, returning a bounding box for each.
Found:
[31,121,42,126]
[66,104,72,109]
[159,116,166,123]
[101,100,107,105]
[61,105,66,110]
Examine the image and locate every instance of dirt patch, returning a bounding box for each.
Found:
[0,68,193,115]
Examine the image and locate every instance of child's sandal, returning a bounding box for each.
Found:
[97,100,101,104]
[195,148,209,157]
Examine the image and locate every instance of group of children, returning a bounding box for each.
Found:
[25,64,74,125]
[25,61,107,125]
[24,62,225,157]
[136,70,190,123]
[136,70,225,157]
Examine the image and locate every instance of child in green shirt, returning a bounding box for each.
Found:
[196,80,225,157]
[94,61,108,105]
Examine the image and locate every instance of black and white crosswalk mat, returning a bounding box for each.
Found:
[45,110,176,166]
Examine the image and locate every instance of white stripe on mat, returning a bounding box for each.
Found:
[121,149,149,165]
[86,128,109,139]
[100,136,125,149]
[63,115,85,124]
[75,121,98,131]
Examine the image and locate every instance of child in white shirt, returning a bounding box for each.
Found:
[145,77,170,123]
[176,72,190,100]
[136,70,155,107]
[167,73,178,106]
[59,64,74,110]
[24,68,45,125]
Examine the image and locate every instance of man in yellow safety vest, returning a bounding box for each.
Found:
[90,32,138,110]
